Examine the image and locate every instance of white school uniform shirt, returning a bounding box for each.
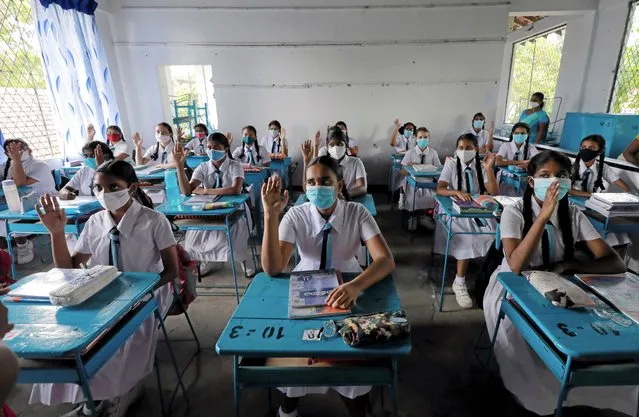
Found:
[232,144,271,166]
[394,134,413,153]
[280,199,381,273]
[400,146,441,168]
[185,137,208,155]
[0,157,56,196]
[497,140,539,161]
[260,135,288,154]
[438,156,488,194]
[466,127,490,150]
[316,150,367,192]
[143,141,176,167]
[192,156,244,189]
[110,140,134,164]
[481,199,639,417]
[66,166,94,196]
[572,159,620,193]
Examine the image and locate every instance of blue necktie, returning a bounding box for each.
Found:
[161,151,168,164]
[271,140,281,154]
[246,148,254,166]
[542,223,555,265]
[199,141,205,155]
[464,168,474,194]
[320,223,333,270]
[582,169,592,192]
[420,154,425,164]
[514,151,520,161]
[108,226,120,269]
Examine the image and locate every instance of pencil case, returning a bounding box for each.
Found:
[203,201,236,211]
[49,265,121,306]
[338,310,410,347]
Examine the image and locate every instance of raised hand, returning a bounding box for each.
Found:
[539,180,560,221]
[313,130,321,148]
[394,118,401,128]
[482,153,496,171]
[280,127,286,140]
[176,126,184,140]
[261,176,289,216]
[489,120,495,135]
[87,124,96,141]
[94,144,105,165]
[6,142,22,161]
[132,132,143,147]
[301,140,313,163]
[36,194,67,234]
[226,132,233,145]
[173,141,187,166]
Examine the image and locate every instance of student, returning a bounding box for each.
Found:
[260,120,288,158]
[389,119,416,153]
[106,126,134,164]
[519,92,550,144]
[435,133,498,309]
[305,128,367,197]
[261,159,395,417]
[570,134,632,252]
[483,150,632,417]
[59,141,114,200]
[336,121,358,157]
[133,123,177,168]
[496,123,539,195]
[173,135,255,277]
[621,133,639,165]
[468,113,494,153]
[33,160,180,417]
[400,127,442,224]
[184,123,209,156]
[232,125,271,167]
[0,139,57,264]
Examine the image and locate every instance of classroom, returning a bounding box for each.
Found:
[2,0,639,416]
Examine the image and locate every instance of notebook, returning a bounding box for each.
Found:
[288,270,350,319]
[575,273,639,325]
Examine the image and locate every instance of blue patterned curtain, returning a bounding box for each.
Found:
[32,0,119,160]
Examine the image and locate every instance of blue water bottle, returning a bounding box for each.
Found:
[164,169,181,207]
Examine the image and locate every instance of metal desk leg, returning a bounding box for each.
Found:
[226,215,240,304]
[484,293,507,380]
[234,355,240,417]
[154,355,168,417]
[254,185,263,241]
[555,356,573,417]
[75,352,98,417]
[245,210,258,273]
[439,217,453,312]
[156,309,190,410]
[6,221,16,281]
[391,357,399,417]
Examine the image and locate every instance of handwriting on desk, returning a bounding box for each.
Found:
[229,325,285,340]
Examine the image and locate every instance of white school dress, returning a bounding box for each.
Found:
[400,146,441,211]
[143,141,176,167]
[572,160,631,247]
[465,127,490,150]
[110,140,134,164]
[433,157,497,260]
[483,199,639,416]
[260,135,287,155]
[232,144,271,167]
[277,199,380,398]
[183,158,251,263]
[0,157,56,197]
[30,201,176,405]
[185,138,207,155]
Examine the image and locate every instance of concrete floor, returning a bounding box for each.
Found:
[5,194,630,417]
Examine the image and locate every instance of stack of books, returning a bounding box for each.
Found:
[411,164,439,176]
[134,165,165,176]
[288,270,350,319]
[585,193,639,217]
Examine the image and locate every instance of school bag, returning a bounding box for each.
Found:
[473,241,504,309]
[167,244,198,315]
[0,249,14,287]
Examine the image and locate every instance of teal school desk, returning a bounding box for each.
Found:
[269,157,292,189]
[403,165,441,213]
[216,273,411,417]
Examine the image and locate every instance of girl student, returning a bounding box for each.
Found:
[469,112,494,153]
[59,141,114,200]
[133,122,178,168]
[261,159,395,417]
[496,123,540,195]
[232,125,271,167]
[483,150,632,417]
[400,127,442,225]
[33,160,180,417]
[305,128,367,197]
[260,120,288,158]
[435,133,498,309]
[173,134,255,277]
[184,123,209,156]
[106,125,134,164]
[389,118,417,153]
[0,139,57,264]
[569,134,632,253]
[336,120,359,157]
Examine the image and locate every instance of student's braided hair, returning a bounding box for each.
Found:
[151,122,174,161]
[238,125,262,162]
[510,122,532,160]
[307,155,350,201]
[454,133,486,194]
[95,160,154,209]
[2,139,31,180]
[571,134,607,193]
[523,151,574,262]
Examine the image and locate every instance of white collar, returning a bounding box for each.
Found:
[211,156,229,171]
[309,199,345,237]
[415,146,428,156]
[102,200,143,235]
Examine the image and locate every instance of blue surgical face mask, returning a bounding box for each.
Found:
[242,136,254,145]
[83,156,97,170]
[533,177,571,201]
[403,130,413,139]
[513,133,528,145]
[473,120,484,130]
[208,149,226,162]
[416,138,429,149]
[306,185,336,210]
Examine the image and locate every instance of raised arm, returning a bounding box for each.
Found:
[390,118,401,147]
[623,138,639,165]
[173,142,201,195]
[132,133,147,166]
[482,153,499,195]
[301,138,314,193]
[486,121,495,153]
[261,177,293,276]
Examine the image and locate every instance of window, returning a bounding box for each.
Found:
[610,1,639,114]
[0,0,60,160]
[504,26,566,124]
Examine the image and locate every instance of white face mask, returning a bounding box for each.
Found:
[328,145,346,160]
[456,149,476,164]
[96,188,132,211]
[529,101,540,109]
[156,134,172,146]
[20,152,31,163]
[269,129,279,139]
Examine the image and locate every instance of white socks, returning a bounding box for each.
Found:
[278,407,299,417]
[454,275,466,286]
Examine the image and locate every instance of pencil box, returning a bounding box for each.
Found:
[49,265,121,306]
[339,310,410,347]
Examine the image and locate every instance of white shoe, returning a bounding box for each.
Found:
[104,384,143,417]
[198,261,223,276]
[60,401,104,417]
[452,281,474,309]
[398,194,406,210]
[15,240,34,265]
[241,261,256,278]
[278,408,300,417]
[419,216,435,230]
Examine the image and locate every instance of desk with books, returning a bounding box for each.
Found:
[215,272,410,417]
[569,194,639,238]
[403,165,441,214]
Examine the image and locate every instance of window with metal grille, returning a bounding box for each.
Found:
[610,1,639,114]
[0,0,60,160]
[504,26,566,124]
